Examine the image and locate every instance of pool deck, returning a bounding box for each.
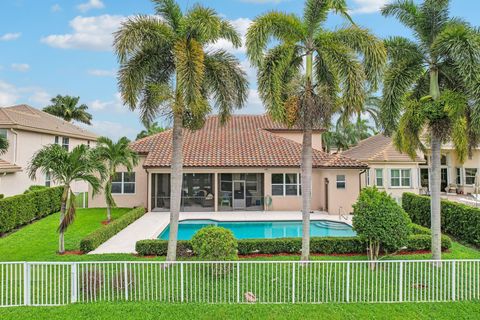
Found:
[89,211,353,255]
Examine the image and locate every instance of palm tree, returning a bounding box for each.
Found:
[323,118,375,152]
[43,95,93,125]
[246,0,385,260]
[114,0,248,261]
[380,0,480,260]
[0,136,8,155]
[136,122,166,140]
[95,136,139,223]
[28,144,105,254]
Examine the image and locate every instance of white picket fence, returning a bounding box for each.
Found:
[1,260,479,307]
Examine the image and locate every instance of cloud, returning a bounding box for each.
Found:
[41,14,125,51]
[0,32,21,41]
[11,63,30,72]
[234,89,264,114]
[0,80,50,107]
[83,120,138,140]
[89,93,127,113]
[51,4,62,12]
[208,18,252,54]
[87,69,115,77]
[349,0,389,14]
[77,0,105,13]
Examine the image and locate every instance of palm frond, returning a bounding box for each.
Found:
[153,0,183,30]
[381,0,420,34]
[303,0,350,35]
[59,189,76,233]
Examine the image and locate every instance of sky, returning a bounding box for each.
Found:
[0,0,479,140]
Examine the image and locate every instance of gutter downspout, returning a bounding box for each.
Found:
[359,169,367,193]
[9,129,18,164]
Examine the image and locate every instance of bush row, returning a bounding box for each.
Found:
[403,192,480,246]
[0,186,63,234]
[80,207,146,253]
[136,225,451,257]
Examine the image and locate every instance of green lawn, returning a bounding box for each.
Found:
[1,301,480,320]
[0,208,131,261]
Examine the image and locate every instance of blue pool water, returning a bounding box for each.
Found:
[158,219,356,240]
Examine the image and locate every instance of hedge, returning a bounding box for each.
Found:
[403,192,480,246]
[80,207,146,253]
[136,224,451,257]
[0,186,63,234]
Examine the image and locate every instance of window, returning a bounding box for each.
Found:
[441,155,447,166]
[62,137,69,151]
[336,175,346,189]
[365,169,370,186]
[390,169,411,187]
[271,173,301,196]
[456,168,462,185]
[465,168,477,185]
[375,169,384,187]
[55,136,59,144]
[112,172,136,194]
[0,129,7,139]
[45,171,52,187]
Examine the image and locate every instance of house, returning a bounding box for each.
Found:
[342,134,425,202]
[0,104,97,197]
[89,114,367,214]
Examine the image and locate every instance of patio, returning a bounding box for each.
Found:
[89,211,352,254]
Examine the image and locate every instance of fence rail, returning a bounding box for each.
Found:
[1,260,479,307]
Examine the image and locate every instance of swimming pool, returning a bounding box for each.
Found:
[158,219,356,240]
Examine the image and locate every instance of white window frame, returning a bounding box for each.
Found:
[390,169,411,188]
[456,167,463,185]
[365,169,370,186]
[112,172,136,195]
[45,171,52,187]
[271,173,301,196]
[62,137,69,151]
[375,168,384,187]
[336,175,346,189]
[465,168,477,186]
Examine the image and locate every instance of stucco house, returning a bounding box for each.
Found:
[89,114,367,214]
[342,134,425,203]
[0,104,97,197]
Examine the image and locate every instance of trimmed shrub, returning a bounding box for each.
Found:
[23,185,48,194]
[403,192,480,246]
[353,187,412,260]
[135,225,449,257]
[0,186,63,234]
[191,226,238,261]
[80,207,146,253]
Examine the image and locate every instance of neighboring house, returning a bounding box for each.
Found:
[0,104,97,197]
[89,115,367,214]
[342,134,425,203]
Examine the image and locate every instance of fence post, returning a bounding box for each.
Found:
[124,262,129,301]
[24,262,30,306]
[399,261,403,302]
[180,262,184,302]
[346,262,350,303]
[451,261,456,301]
[237,262,240,303]
[71,263,77,303]
[292,263,296,304]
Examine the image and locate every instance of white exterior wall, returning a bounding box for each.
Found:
[0,129,94,197]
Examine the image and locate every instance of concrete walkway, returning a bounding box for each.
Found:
[89,211,353,255]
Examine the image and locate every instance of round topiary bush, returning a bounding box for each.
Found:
[353,187,412,262]
[191,226,238,261]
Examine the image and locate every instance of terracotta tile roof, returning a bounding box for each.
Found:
[0,159,22,173]
[131,114,367,169]
[342,134,425,163]
[0,104,97,140]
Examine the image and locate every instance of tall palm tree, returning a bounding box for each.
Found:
[28,144,105,254]
[114,0,248,261]
[380,0,480,260]
[323,118,375,152]
[0,136,8,155]
[43,95,93,125]
[95,136,139,223]
[136,122,166,140]
[246,0,385,261]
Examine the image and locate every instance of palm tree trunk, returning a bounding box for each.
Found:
[429,67,442,261]
[166,111,183,261]
[301,129,312,261]
[300,52,314,262]
[107,205,111,223]
[59,185,69,254]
